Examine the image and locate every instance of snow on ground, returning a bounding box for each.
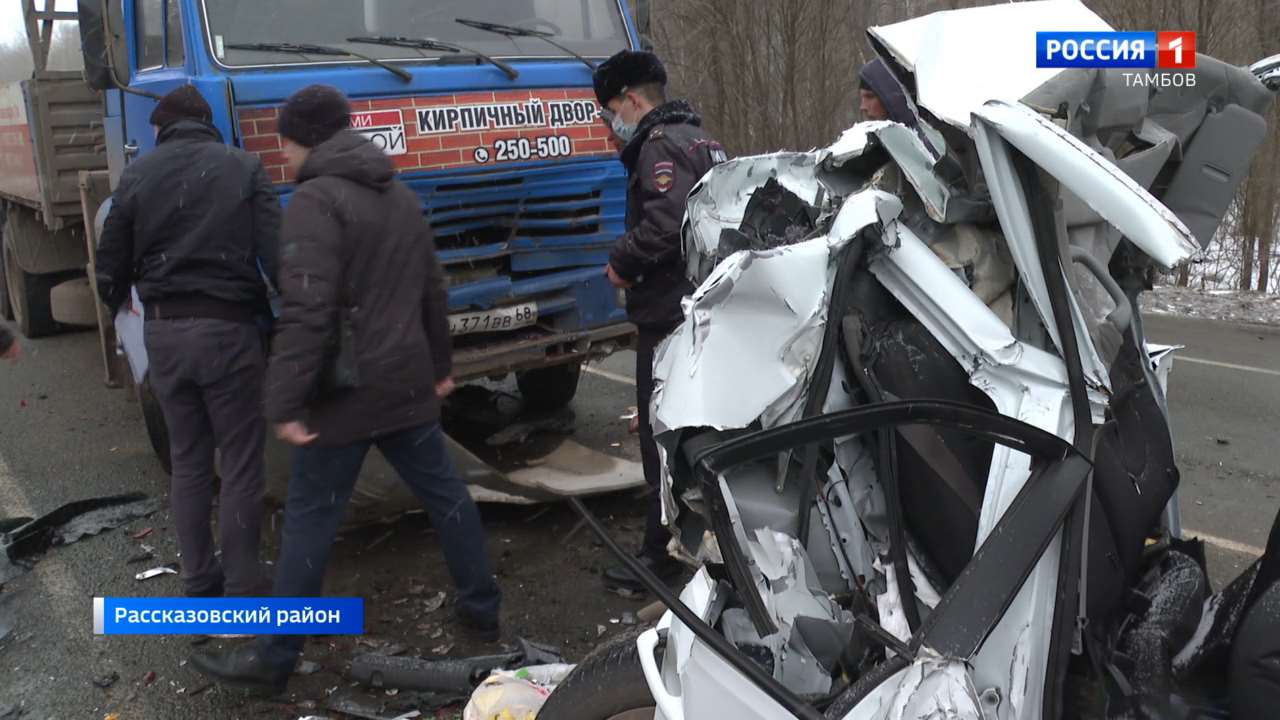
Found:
[1141,285,1280,326]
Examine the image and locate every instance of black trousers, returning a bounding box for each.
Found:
[636,326,675,559]
[144,317,266,596]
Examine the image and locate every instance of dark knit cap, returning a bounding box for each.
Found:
[149,85,213,128]
[592,50,667,106]
[278,85,352,148]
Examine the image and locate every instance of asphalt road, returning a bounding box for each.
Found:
[0,312,1276,717]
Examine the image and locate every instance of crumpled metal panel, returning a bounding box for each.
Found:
[972,101,1199,270]
[838,657,983,720]
[867,0,1111,129]
[682,152,825,285]
[653,191,897,435]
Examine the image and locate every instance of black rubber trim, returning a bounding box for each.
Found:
[1011,153,1095,720]
[914,453,1091,658]
[795,238,866,545]
[840,312,920,632]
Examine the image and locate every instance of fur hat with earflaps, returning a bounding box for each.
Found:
[593,50,667,106]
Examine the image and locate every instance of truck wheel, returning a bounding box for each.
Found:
[4,243,59,338]
[516,362,583,412]
[539,629,656,720]
[138,378,173,475]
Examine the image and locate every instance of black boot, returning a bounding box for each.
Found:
[454,607,501,643]
[189,643,290,695]
[603,553,684,597]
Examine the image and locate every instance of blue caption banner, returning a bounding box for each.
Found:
[1036,31,1157,68]
[93,597,364,635]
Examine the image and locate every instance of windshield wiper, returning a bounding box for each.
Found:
[224,42,411,82]
[455,18,595,69]
[347,36,518,81]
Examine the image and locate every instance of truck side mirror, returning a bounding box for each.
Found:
[77,0,116,90]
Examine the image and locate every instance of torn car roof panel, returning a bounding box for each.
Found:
[868,0,1111,128]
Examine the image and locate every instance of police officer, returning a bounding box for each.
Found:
[594,51,726,595]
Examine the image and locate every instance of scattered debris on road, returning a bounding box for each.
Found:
[463,663,575,720]
[351,638,563,695]
[1,494,162,585]
[420,591,446,614]
[92,671,119,689]
[129,527,154,540]
[134,564,179,581]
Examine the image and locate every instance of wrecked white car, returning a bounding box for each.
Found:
[544,2,1280,719]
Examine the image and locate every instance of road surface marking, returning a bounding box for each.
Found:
[584,365,636,386]
[1178,356,1280,378]
[1183,528,1265,557]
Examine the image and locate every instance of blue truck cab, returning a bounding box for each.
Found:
[82,0,645,411]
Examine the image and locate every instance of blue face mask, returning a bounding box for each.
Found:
[611,114,638,145]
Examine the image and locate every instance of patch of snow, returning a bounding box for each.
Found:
[1141,285,1280,326]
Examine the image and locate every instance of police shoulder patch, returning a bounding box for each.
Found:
[653,161,675,193]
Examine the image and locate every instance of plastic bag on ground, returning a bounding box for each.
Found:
[462,663,576,720]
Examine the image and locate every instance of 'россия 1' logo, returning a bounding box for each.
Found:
[1036,31,1196,87]
[1036,31,1195,68]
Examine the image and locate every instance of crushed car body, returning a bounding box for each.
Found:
[628,1,1279,718]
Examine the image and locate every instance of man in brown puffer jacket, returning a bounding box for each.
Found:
[191,85,500,694]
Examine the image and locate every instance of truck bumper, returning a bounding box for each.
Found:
[452,321,635,381]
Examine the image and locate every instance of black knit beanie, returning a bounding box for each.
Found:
[278,85,352,148]
[149,85,213,128]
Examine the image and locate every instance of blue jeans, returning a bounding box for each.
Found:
[258,422,500,672]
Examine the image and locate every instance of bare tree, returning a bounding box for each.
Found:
[0,22,84,82]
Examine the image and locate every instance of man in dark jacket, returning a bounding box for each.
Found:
[191,85,501,694]
[595,51,727,595]
[96,85,279,598]
[859,58,918,126]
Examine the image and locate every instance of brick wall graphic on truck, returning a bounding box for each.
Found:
[239,88,616,183]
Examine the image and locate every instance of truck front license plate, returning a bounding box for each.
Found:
[448,303,538,336]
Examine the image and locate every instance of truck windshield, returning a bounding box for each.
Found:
[202,0,630,67]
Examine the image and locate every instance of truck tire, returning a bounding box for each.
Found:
[539,628,656,720]
[50,277,99,327]
[4,243,59,338]
[138,378,173,475]
[516,362,583,412]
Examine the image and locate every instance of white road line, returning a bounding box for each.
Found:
[583,365,636,386]
[1177,355,1280,378]
[1182,528,1265,557]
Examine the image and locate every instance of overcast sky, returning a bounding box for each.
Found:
[0,0,76,47]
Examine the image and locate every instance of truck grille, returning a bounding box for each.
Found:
[427,188,603,247]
